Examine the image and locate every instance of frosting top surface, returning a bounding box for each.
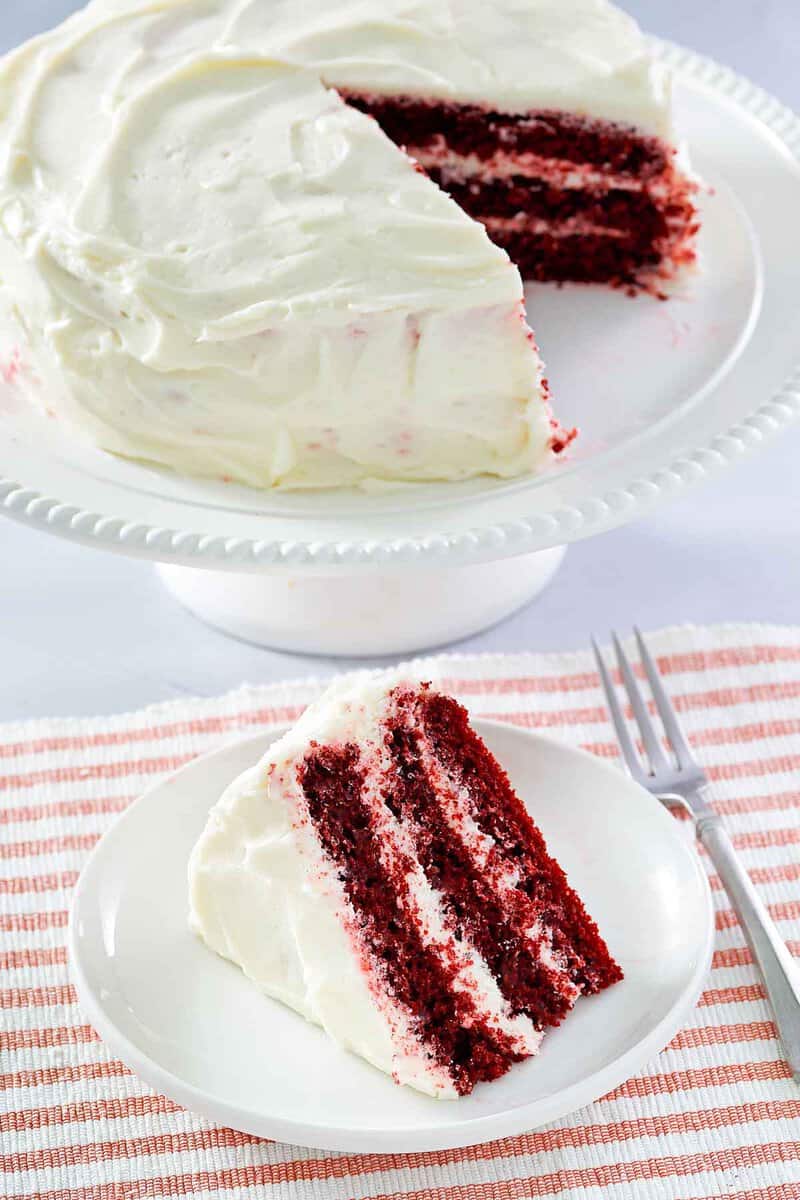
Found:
[0,0,671,338]
[0,5,523,331]
[228,0,671,134]
[64,0,670,131]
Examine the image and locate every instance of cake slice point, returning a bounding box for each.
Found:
[189,672,622,1097]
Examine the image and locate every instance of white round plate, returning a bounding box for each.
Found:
[69,719,713,1153]
[2,40,800,572]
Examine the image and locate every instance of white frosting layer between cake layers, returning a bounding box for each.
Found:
[188,670,544,1097]
[0,1,555,489]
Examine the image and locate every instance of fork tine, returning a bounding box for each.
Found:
[591,638,645,781]
[612,632,670,775]
[634,627,694,769]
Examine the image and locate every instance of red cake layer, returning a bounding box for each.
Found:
[338,91,699,291]
[383,717,578,1028]
[412,691,623,998]
[341,92,669,177]
[412,689,623,996]
[299,743,523,1095]
[490,228,662,288]
[299,684,621,1095]
[426,169,671,239]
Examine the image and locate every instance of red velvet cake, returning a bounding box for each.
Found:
[5,0,703,497]
[190,673,622,1097]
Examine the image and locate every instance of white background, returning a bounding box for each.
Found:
[2,1,799,719]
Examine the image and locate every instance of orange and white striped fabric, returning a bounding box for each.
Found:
[3,622,800,1199]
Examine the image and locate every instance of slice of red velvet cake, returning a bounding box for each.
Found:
[189,673,622,1097]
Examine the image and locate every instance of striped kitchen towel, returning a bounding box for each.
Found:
[2,622,800,1199]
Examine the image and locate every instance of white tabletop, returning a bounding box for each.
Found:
[2,0,800,721]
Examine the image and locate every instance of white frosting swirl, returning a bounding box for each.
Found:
[229,0,672,135]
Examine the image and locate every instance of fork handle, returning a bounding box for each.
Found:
[698,814,800,1079]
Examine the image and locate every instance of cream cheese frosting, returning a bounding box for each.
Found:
[227,0,673,137]
[188,670,545,1097]
[0,0,559,489]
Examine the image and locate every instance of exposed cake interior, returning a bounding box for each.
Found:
[297,681,622,1095]
[342,94,699,293]
[300,742,526,1093]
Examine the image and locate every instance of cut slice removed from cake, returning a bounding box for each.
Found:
[189,672,622,1097]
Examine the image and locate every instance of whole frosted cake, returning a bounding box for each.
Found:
[189,672,622,1097]
[0,0,697,490]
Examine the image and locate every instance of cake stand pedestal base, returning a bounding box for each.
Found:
[156,545,566,656]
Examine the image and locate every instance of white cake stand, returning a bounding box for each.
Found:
[2,41,800,655]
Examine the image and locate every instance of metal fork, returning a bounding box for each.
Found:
[593,628,800,1080]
